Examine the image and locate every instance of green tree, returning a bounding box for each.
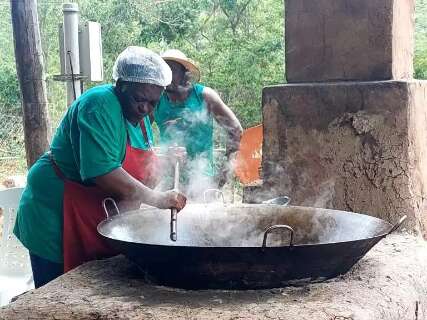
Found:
[2,0,427,178]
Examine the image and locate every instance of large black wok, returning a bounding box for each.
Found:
[97,198,405,290]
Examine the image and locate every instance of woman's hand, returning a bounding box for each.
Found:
[155,189,187,211]
[96,167,186,211]
[216,163,231,188]
[167,146,187,165]
[164,118,182,126]
[216,152,237,188]
[153,146,187,172]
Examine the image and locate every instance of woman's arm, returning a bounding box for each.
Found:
[95,167,186,212]
[204,87,243,186]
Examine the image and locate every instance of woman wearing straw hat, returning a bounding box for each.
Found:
[14,47,187,288]
[154,49,243,197]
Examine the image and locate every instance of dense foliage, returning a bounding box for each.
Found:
[2,0,427,125]
[0,0,427,177]
[0,0,285,128]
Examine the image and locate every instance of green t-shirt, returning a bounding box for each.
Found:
[14,84,151,263]
[126,116,154,150]
[51,84,127,182]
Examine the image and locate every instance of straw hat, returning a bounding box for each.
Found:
[161,49,200,82]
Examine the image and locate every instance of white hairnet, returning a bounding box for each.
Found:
[112,46,172,87]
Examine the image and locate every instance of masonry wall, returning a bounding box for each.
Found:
[261,81,427,235]
[285,0,415,82]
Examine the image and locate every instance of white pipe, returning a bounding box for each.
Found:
[63,3,81,106]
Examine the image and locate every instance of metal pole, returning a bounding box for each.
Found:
[63,3,81,106]
[170,160,179,241]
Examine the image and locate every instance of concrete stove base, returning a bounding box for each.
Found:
[262,81,427,236]
[1,234,426,320]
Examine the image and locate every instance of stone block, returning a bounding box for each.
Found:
[262,80,427,236]
[285,0,415,82]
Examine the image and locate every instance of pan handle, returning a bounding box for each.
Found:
[387,215,408,235]
[102,197,120,219]
[262,224,294,248]
[203,189,225,205]
[262,196,290,206]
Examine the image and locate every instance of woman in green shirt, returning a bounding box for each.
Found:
[14,47,186,288]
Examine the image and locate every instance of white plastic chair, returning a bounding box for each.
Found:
[0,187,34,307]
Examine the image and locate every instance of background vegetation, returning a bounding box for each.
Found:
[0,0,426,180]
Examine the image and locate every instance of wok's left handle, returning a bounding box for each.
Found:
[203,189,225,205]
[262,224,294,248]
[387,215,408,235]
[102,197,120,219]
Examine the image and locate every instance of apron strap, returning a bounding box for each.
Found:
[125,119,152,152]
[140,119,152,150]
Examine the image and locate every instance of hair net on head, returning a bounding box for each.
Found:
[112,46,172,87]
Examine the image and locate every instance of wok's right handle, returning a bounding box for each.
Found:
[387,215,408,235]
[102,197,120,219]
[262,224,294,248]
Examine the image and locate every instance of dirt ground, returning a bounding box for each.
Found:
[0,233,426,320]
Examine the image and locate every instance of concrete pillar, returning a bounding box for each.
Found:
[261,81,427,235]
[249,0,427,236]
[285,0,415,82]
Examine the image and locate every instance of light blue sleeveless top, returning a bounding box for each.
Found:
[154,84,214,176]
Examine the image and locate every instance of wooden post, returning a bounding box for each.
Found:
[10,0,51,168]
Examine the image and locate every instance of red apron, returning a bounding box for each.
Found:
[58,121,159,272]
